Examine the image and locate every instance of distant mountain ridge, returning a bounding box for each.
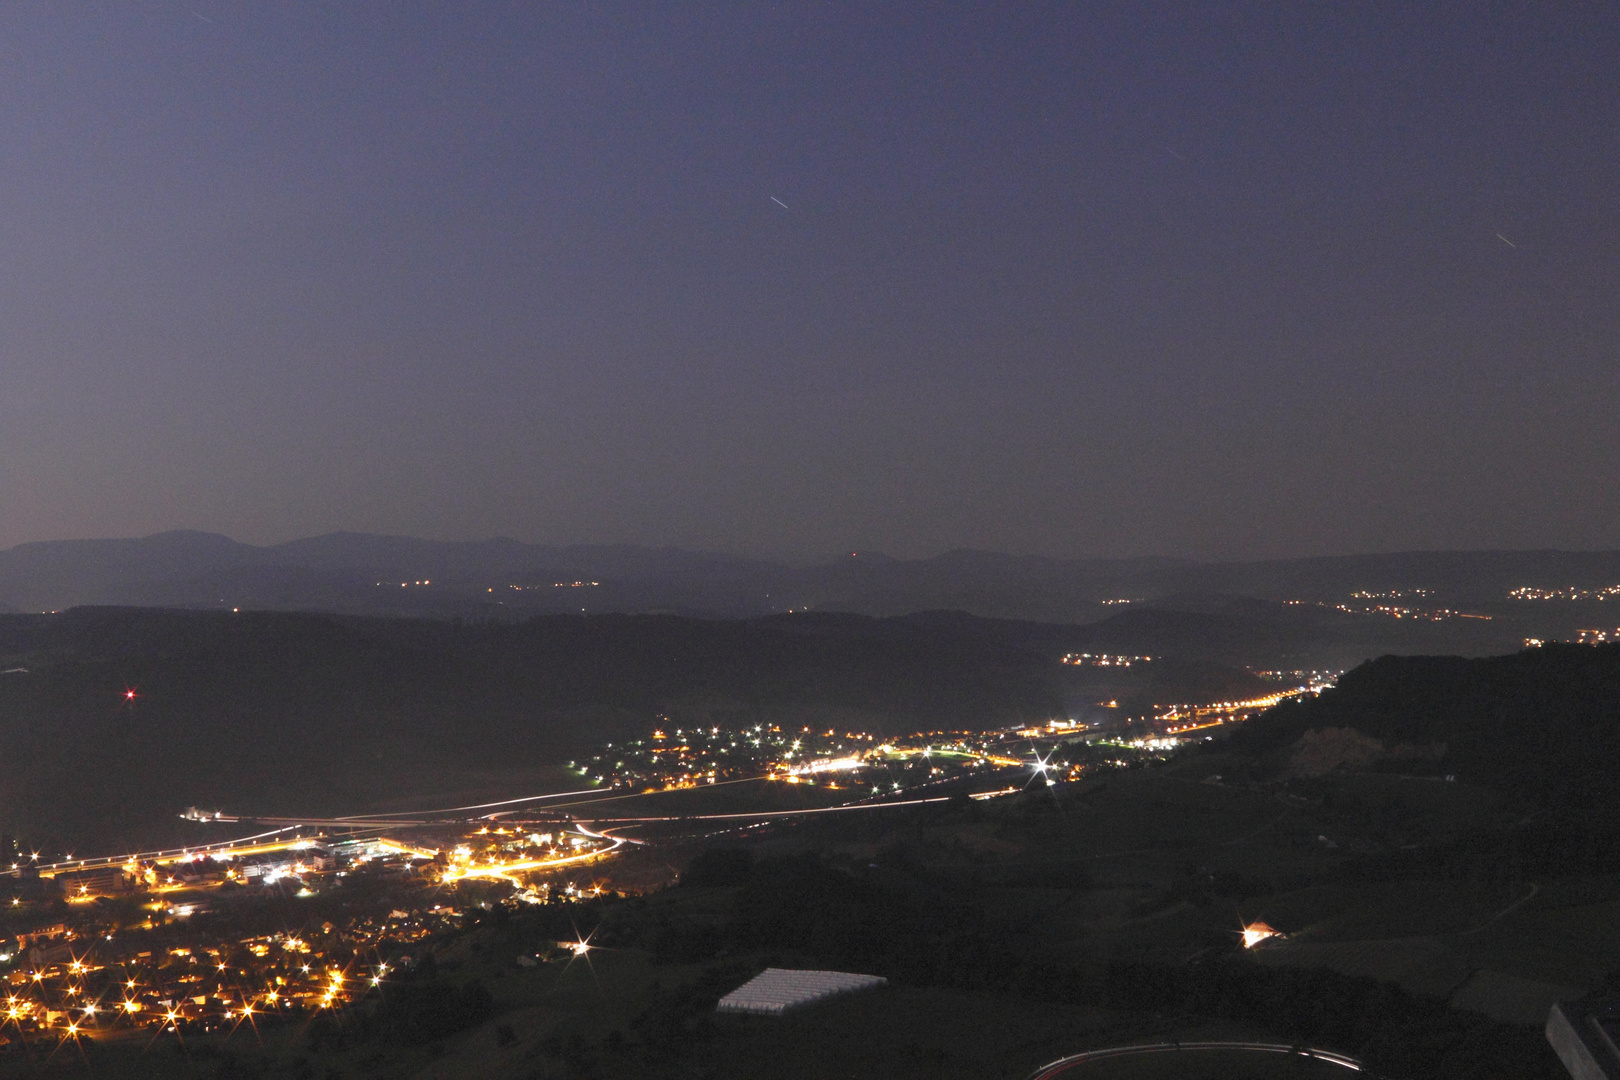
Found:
[2,531,1619,653]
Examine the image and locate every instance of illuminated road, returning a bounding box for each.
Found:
[332,786,606,821]
[577,793,957,825]
[8,826,323,878]
[440,834,629,884]
[6,782,767,881]
[232,785,622,828]
[231,779,775,829]
[15,758,1026,881]
[1159,687,1320,735]
[1025,1042,1364,1079]
[482,776,775,819]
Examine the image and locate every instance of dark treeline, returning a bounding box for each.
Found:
[1228,643,1620,871]
[1232,643,1620,804]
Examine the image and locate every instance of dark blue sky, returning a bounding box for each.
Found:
[2,3,1615,560]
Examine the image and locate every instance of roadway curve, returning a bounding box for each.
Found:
[1025,1041,1365,1079]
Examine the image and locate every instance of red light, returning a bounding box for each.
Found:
[124,689,137,701]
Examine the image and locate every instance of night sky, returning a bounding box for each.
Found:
[2,3,1616,561]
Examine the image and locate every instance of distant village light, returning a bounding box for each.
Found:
[1241,922,1279,949]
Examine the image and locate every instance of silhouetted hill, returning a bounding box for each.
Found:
[5,533,1618,660]
[1233,643,1620,844]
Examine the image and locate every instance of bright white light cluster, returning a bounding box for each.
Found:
[786,756,864,776]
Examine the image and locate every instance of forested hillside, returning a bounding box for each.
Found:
[1233,642,1620,872]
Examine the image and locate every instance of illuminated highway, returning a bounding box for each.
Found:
[331,786,605,821]
[574,794,958,825]
[438,833,629,885]
[10,700,1299,892]
[7,726,1098,884]
[1157,686,1322,735]
[7,826,315,879]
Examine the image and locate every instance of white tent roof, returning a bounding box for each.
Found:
[716,967,887,1016]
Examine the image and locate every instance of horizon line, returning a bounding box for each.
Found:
[3,527,1619,569]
